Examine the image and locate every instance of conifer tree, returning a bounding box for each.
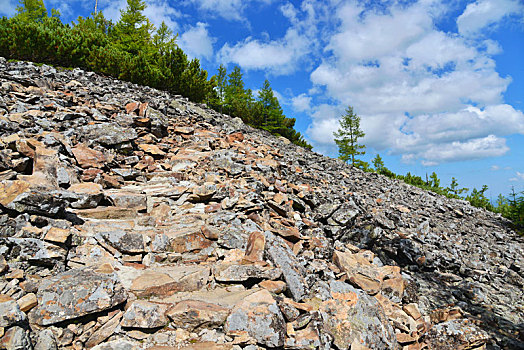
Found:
[15,0,47,22]
[113,0,154,55]
[334,106,366,167]
[257,80,284,133]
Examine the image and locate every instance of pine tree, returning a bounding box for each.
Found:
[372,154,385,172]
[333,106,366,167]
[15,0,47,22]
[112,0,154,55]
[257,80,285,133]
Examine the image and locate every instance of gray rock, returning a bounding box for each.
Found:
[34,329,58,350]
[30,265,127,325]
[81,123,137,146]
[320,281,399,350]
[0,298,27,327]
[120,301,169,329]
[0,326,33,350]
[99,230,145,254]
[264,231,307,302]
[8,238,67,265]
[225,289,286,348]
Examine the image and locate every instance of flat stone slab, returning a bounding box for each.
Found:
[30,264,127,325]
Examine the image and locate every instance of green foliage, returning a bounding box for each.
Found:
[16,0,47,22]
[334,106,366,166]
[208,65,311,149]
[466,185,493,211]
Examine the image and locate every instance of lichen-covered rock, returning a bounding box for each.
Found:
[167,299,230,331]
[120,301,169,329]
[264,231,307,302]
[319,281,399,350]
[425,319,490,350]
[30,264,127,325]
[225,289,286,348]
[0,295,27,327]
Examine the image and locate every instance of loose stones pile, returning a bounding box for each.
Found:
[0,58,522,350]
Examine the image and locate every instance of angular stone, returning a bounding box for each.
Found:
[0,326,32,350]
[34,329,58,350]
[72,144,113,169]
[168,229,213,253]
[213,263,281,282]
[85,311,123,348]
[91,339,139,350]
[105,191,146,208]
[138,144,166,156]
[244,231,265,262]
[67,182,104,208]
[99,230,145,254]
[17,292,37,312]
[81,123,138,146]
[120,265,210,298]
[264,231,307,301]
[259,280,287,294]
[8,238,67,265]
[167,299,230,331]
[225,289,285,348]
[425,319,490,350]
[121,301,169,329]
[0,180,66,216]
[333,250,382,294]
[0,295,27,327]
[30,264,127,325]
[319,281,398,350]
[44,227,71,244]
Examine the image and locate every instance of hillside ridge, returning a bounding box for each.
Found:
[0,58,523,350]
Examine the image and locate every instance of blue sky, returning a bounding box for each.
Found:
[1,0,523,198]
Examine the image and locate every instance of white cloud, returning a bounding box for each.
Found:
[509,172,524,182]
[0,0,17,17]
[490,165,500,171]
[178,22,215,60]
[218,28,310,75]
[188,0,273,22]
[291,93,312,112]
[457,0,524,36]
[217,0,326,75]
[305,0,524,165]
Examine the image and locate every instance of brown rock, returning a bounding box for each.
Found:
[85,311,123,348]
[244,231,265,262]
[72,144,113,169]
[259,280,287,294]
[125,102,139,114]
[138,144,166,156]
[167,299,230,331]
[120,301,170,329]
[17,293,37,312]
[44,227,71,244]
[226,132,244,143]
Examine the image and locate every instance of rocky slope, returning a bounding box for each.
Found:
[0,57,522,350]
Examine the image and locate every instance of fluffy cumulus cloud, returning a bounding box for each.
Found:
[304,0,524,165]
[457,0,524,36]
[178,22,215,60]
[188,0,273,22]
[217,1,327,75]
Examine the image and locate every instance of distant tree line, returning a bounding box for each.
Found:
[0,0,311,149]
[334,105,524,233]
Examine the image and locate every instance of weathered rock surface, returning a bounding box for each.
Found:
[0,58,522,349]
[30,265,127,326]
